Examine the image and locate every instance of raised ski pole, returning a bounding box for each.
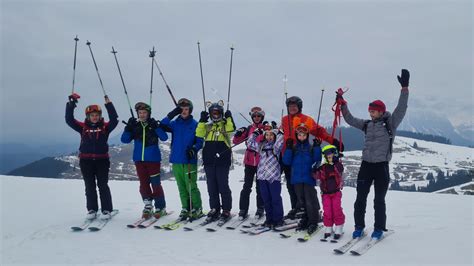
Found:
[197,42,206,110]
[71,35,79,94]
[86,41,108,97]
[283,75,291,137]
[316,88,325,125]
[111,46,134,118]
[226,45,234,111]
[153,54,178,106]
[149,47,156,107]
[209,88,252,124]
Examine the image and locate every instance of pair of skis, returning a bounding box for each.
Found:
[126,211,175,229]
[333,230,395,255]
[71,210,119,231]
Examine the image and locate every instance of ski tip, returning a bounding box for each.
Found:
[333,249,344,254]
[350,251,361,256]
[126,225,136,228]
[88,227,100,232]
[70,227,83,231]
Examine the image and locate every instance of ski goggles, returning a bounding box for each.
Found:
[295,124,309,135]
[249,106,265,118]
[85,105,102,115]
[135,102,151,112]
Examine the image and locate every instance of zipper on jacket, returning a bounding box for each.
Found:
[141,122,146,161]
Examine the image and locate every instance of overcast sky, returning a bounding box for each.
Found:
[1,0,472,145]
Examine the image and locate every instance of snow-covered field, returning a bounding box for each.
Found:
[1,168,473,265]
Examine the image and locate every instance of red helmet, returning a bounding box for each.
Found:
[85,105,102,116]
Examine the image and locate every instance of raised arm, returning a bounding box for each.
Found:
[341,103,366,131]
[104,96,118,132]
[391,69,410,129]
[65,97,83,133]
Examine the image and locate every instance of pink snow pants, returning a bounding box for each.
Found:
[322,191,345,227]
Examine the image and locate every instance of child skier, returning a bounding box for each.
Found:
[121,102,169,219]
[232,106,266,220]
[247,121,285,228]
[282,123,322,235]
[195,100,236,223]
[314,144,345,240]
[339,69,410,240]
[65,94,118,220]
[160,98,204,221]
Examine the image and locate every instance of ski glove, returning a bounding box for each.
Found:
[286,138,294,149]
[333,138,345,152]
[234,127,247,138]
[199,111,209,123]
[186,148,197,160]
[253,128,263,136]
[148,118,160,129]
[397,69,410,87]
[125,117,136,132]
[224,110,232,119]
[313,138,322,147]
[167,106,182,120]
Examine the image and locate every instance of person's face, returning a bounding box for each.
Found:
[288,104,299,115]
[369,110,383,120]
[265,132,275,142]
[181,106,190,118]
[88,112,101,123]
[211,110,221,120]
[252,114,263,124]
[297,132,308,142]
[138,110,149,121]
[326,153,334,163]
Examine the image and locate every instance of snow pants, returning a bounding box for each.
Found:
[135,162,166,210]
[172,163,202,211]
[79,158,113,212]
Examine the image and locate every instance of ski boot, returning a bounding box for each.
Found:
[297,218,308,231]
[255,208,264,219]
[371,229,383,240]
[101,210,112,220]
[189,208,203,221]
[352,227,364,239]
[178,209,189,221]
[86,210,97,220]
[323,226,333,239]
[218,210,231,224]
[206,208,220,222]
[238,210,248,220]
[262,220,273,229]
[142,199,154,219]
[154,208,167,219]
[334,224,343,240]
[307,223,320,235]
[284,209,297,220]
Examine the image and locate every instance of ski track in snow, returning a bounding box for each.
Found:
[1,164,473,265]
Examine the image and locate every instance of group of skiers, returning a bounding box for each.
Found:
[65,69,409,241]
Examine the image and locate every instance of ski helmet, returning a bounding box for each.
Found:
[322,144,339,161]
[135,102,151,114]
[286,96,303,113]
[249,106,265,122]
[178,98,193,114]
[208,101,224,122]
[85,105,102,116]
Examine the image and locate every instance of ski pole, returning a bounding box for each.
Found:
[86,41,108,97]
[71,35,79,94]
[187,162,192,215]
[209,88,252,124]
[283,75,291,137]
[111,46,134,119]
[149,47,156,107]
[153,56,178,106]
[215,137,248,158]
[197,42,206,110]
[316,88,325,125]
[226,45,234,111]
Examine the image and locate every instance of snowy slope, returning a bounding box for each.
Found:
[1,169,473,265]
